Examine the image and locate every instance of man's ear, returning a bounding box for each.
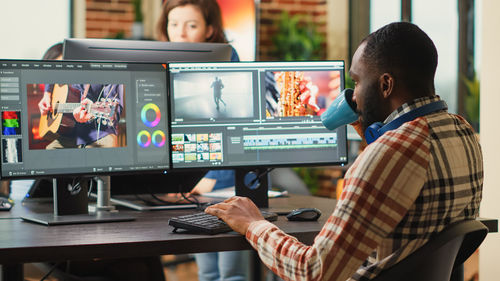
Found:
[205,25,214,40]
[379,73,394,98]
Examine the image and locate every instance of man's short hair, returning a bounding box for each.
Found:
[361,22,438,96]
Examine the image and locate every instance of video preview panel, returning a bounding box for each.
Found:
[265,70,341,118]
[172,72,255,120]
[26,83,126,150]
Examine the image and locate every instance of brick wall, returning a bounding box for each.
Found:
[84,0,328,59]
[258,0,328,60]
[85,0,135,39]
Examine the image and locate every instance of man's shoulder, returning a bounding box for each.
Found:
[351,117,432,171]
[373,117,431,150]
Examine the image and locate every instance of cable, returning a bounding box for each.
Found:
[87,178,94,197]
[39,262,62,281]
[70,177,82,194]
[129,183,200,207]
[149,184,200,206]
[180,190,200,206]
[248,168,275,187]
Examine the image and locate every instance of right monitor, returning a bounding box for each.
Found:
[168,61,348,169]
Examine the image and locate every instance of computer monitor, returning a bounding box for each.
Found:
[0,59,170,224]
[168,61,348,206]
[63,38,232,63]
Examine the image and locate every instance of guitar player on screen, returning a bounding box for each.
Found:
[37,83,124,149]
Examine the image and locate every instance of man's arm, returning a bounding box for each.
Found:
[207,120,431,281]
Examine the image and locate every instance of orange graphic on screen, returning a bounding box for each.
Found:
[216,0,256,61]
[266,71,342,118]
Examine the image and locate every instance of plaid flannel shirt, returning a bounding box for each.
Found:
[246,95,483,281]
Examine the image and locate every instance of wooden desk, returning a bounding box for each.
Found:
[0,195,497,280]
[0,195,335,280]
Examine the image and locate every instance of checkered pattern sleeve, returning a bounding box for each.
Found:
[246,118,431,281]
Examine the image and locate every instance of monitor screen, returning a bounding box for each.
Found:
[168,61,348,169]
[63,38,232,63]
[0,60,170,179]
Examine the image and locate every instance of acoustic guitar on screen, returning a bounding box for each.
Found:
[38,84,118,141]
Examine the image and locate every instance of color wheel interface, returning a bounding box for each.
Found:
[134,74,170,169]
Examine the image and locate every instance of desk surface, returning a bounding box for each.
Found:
[0,194,497,266]
[0,195,335,265]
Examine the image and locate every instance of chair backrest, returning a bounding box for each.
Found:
[372,220,488,281]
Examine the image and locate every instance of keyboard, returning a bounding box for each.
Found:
[169,210,278,235]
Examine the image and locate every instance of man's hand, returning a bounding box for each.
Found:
[73,98,93,123]
[205,196,265,235]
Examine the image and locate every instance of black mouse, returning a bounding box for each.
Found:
[286,208,321,221]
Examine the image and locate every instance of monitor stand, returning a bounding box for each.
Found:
[91,172,204,211]
[235,168,270,208]
[21,176,135,226]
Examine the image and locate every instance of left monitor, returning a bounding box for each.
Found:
[0,59,170,179]
[0,59,170,224]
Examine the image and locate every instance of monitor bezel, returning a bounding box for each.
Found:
[0,59,171,180]
[62,38,232,63]
[166,60,349,171]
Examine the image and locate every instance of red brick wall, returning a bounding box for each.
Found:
[84,0,327,59]
[258,0,328,60]
[85,0,135,39]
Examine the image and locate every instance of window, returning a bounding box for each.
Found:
[0,0,70,59]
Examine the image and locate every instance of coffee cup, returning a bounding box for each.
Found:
[320,88,358,130]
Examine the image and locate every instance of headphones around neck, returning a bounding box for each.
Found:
[364,100,447,144]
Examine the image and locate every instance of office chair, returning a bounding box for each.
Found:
[372,220,488,281]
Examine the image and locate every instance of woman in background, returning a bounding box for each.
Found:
[42,42,63,60]
[156,0,239,62]
[156,1,246,281]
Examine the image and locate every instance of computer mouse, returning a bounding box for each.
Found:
[286,208,321,221]
[0,197,13,211]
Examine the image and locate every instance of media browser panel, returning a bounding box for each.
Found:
[0,60,170,178]
[168,61,348,169]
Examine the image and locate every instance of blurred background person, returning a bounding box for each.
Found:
[156,1,247,280]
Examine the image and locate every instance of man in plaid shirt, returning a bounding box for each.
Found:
[206,22,483,281]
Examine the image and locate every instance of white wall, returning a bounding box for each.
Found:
[0,0,70,59]
[412,0,458,114]
[478,1,500,280]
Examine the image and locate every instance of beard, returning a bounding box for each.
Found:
[359,82,389,133]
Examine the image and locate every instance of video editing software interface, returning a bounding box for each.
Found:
[169,61,348,168]
[0,60,169,178]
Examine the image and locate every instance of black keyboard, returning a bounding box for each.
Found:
[169,211,278,235]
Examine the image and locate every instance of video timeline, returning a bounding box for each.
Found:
[243,133,338,151]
